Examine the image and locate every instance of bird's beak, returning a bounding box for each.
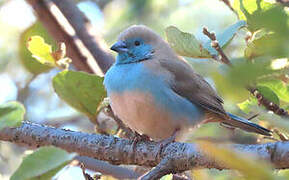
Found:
[110,41,128,53]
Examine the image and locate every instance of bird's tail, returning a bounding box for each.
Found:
[222,113,272,136]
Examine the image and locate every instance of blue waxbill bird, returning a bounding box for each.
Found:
[104,25,271,141]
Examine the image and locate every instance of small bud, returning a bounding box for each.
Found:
[211,40,218,48]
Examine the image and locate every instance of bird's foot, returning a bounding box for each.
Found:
[133,131,151,142]
[132,131,151,152]
[158,128,179,155]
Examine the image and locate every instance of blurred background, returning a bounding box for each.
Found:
[0,0,288,179]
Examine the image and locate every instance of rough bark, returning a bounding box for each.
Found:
[1,122,288,172]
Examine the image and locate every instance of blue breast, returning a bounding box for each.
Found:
[104,63,204,124]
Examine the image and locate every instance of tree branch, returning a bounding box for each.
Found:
[75,156,140,179]
[26,0,114,75]
[1,122,289,175]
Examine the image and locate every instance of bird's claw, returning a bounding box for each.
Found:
[132,132,151,152]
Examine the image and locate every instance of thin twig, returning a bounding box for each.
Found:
[248,87,289,117]
[202,27,232,65]
[220,0,238,15]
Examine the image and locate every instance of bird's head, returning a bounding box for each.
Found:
[110,25,175,65]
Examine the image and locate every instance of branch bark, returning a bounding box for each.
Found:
[1,122,289,173]
[26,0,114,75]
[75,156,140,179]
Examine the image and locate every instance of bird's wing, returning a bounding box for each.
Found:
[158,58,271,136]
[159,58,227,116]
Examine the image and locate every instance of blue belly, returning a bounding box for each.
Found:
[104,63,204,124]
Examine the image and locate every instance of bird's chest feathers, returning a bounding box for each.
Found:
[104,63,179,139]
[104,63,164,94]
[109,91,179,139]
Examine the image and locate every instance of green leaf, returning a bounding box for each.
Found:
[256,85,280,105]
[258,79,289,103]
[165,26,211,58]
[165,21,246,58]
[53,70,106,119]
[19,22,55,74]
[233,0,273,20]
[203,20,246,56]
[245,33,288,59]
[11,146,75,180]
[243,5,289,58]
[237,98,257,114]
[0,101,25,130]
[27,36,56,67]
[211,71,249,102]
[199,141,275,180]
[233,0,274,32]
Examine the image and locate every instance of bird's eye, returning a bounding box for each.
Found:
[134,41,140,46]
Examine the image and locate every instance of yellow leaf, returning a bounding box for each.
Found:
[27,36,56,67]
[198,141,275,180]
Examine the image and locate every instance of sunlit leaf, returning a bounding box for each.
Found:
[165,26,211,58]
[237,98,257,114]
[233,0,275,32]
[11,146,75,180]
[258,79,289,103]
[0,101,25,130]
[27,36,56,67]
[245,33,288,59]
[256,85,280,105]
[203,20,246,56]
[278,169,289,179]
[53,70,106,120]
[199,141,275,180]
[19,22,55,74]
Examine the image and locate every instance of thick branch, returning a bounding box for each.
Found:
[26,0,114,75]
[1,122,289,172]
[51,0,114,73]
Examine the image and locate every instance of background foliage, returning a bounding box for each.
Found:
[0,0,288,179]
